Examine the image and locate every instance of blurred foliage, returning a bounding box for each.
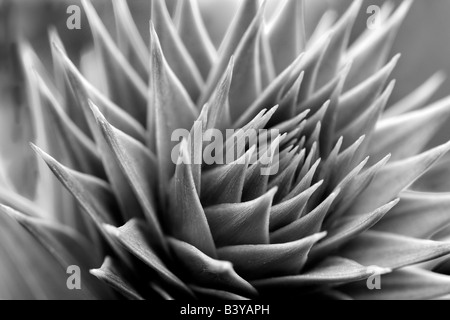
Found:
[3,0,450,103]
[0,0,450,185]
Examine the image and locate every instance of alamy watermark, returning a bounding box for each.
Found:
[66,265,81,290]
[171,122,280,176]
[66,4,384,31]
[66,5,81,30]
[367,5,382,30]
[366,266,384,290]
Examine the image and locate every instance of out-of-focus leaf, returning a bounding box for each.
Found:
[413,151,450,192]
[340,231,450,269]
[112,0,150,74]
[348,141,450,215]
[228,6,264,120]
[258,28,276,89]
[48,28,92,138]
[52,42,146,142]
[369,96,450,163]
[20,43,63,221]
[0,212,98,299]
[81,0,147,121]
[34,72,104,178]
[339,80,395,149]
[174,0,217,80]
[2,205,113,299]
[345,0,412,89]
[298,71,340,116]
[151,0,204,100]
[385,72,447,117]
[199,0,260,106]
[268,0,306,74]
[337,54,399,129]
[342,267,450,300]
[308,10,337,46]
[315,0,361,88]
[0,187,43,218]
[26,65,100,237]
[297,33,331,103]
[318,64,348,157]
[375,191,450,239]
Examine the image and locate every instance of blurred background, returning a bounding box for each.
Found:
[2,0,450,102]
[1,0,450,195]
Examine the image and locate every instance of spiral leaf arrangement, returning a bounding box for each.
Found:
[1,0,450,300]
